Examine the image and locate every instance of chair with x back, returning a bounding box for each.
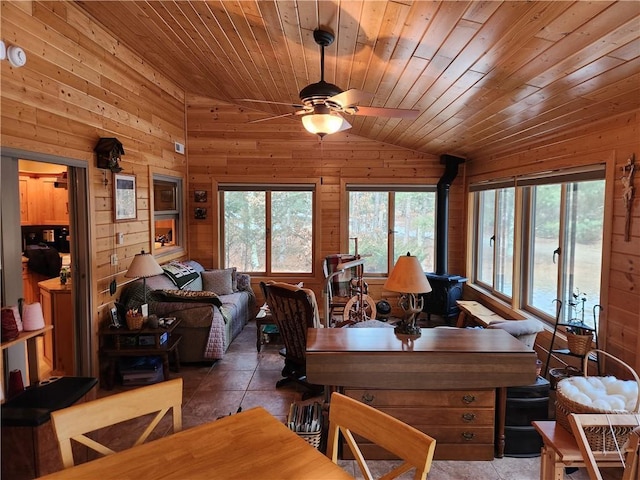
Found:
[50,378,183,469]
[326,392,437,480]
[261,281,323,399]
[568,413,640,480]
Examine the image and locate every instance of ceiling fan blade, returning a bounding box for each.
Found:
[350,106,420,119]
[237,98,305,109]
[328,89,374,108]
[249,112,299,124]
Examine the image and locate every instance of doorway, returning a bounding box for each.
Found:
[1,149,93,380]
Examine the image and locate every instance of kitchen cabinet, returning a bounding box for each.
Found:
[38,278,74,375]
[19,175,69,226]
[22,258,49,304]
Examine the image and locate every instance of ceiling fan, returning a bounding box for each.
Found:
[238,29,420,137]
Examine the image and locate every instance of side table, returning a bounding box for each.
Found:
[99,319,182,389]
[255,308,277,352]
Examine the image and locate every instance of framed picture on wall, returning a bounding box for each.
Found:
[114,173,137,221]
[194,190,207,203]
[194,207,207,220]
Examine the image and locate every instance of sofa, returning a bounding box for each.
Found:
[119,260,256,362]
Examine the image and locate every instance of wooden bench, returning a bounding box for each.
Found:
[456,300,511,328]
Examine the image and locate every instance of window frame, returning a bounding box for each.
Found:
[218,181,319,276]
[150,171,185,261]
[470,181,516,302]
[344,182,437,277]
[468,164,606,327]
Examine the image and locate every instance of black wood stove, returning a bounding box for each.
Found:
[422,154,467,324]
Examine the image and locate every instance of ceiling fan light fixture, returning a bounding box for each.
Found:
[301,112,345,137]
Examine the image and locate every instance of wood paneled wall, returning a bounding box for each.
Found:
[185,94,462,308]
[465,110,640,377]
[2,1,637,382]
[1,1,187,376]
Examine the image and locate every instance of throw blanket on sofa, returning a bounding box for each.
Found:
[120,282,227,359]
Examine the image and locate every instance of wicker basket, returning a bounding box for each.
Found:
[296,430,322,450]
[566,332,593,355]
[549,365,582,390]
[126,313,144,330]
[556,349,640,451]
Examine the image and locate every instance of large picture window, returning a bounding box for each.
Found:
[470,165,605,326]
[220,184,314,274]
[347,185,436,275]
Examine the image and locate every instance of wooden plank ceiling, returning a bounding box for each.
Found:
[75,1,640,158]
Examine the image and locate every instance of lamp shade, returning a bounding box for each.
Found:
[384,253,432,294]
[301,113,345,137]
[125,251,163,279]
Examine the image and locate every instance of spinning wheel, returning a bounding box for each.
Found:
[344,294,377,322]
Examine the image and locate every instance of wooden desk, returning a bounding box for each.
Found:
[306,327,537,461]
[40,407,352,479]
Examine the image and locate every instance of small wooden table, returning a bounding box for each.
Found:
[99,320,182,389]
[533,420,628,480]
[39,406,352,479]
[255,307,277,351]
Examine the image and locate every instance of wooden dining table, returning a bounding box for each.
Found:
[39,406,352,479]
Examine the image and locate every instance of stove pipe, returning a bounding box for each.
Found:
[435,154,466,275]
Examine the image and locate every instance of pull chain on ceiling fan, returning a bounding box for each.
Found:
[238,29,420,138]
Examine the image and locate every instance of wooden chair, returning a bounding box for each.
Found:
[261,281,324,399]
[568,413,640,480]
[326,392,437,480]
[50,378,183,468]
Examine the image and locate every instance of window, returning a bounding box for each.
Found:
[524,178,605,323]
[153,175,183,254]
[470,165,605,325]
[220,184,314,274]
[347,185,436,275]
[473,187,515,298]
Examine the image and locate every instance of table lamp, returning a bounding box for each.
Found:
[384,252,432,336]
[124,250,163,317]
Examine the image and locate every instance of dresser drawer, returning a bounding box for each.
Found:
[343,441,495,461]
[375,407,494,426]
[344,388,495,407]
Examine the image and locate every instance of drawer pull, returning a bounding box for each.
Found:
[361,393,375,404]
[462,394,476,404]
[461,412,476,422]
[462,432,475,441]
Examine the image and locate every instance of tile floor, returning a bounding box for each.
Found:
[98,321,620,480]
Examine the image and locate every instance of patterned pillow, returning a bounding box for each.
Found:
[155,289,222,307]
[162,262,199,289]
[201,269,234,295]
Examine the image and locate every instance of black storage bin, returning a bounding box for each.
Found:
[504,376,550,458]
[507,376,550,398]
[506,397,549,426]
[504,426,544,457]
